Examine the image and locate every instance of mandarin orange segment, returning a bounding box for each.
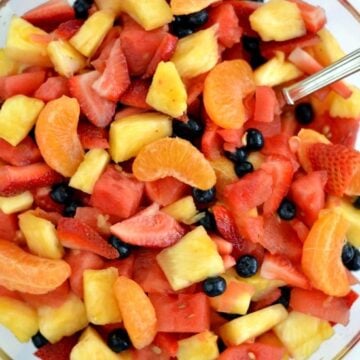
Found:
[0,240,71,295]
[301,208,350,297]
[113,275,157,349]
[203,59,255,129]
[35,96,84,177]
[132,137,216,190]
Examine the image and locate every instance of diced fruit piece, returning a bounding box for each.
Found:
[120,79,152,109]
[162,196,199,224]
[171,26,219,79]
[35,96,84,177]
[274,311,333,360]
[0,296,38,342]
[70,10,115,57]
[171,0,218,15]
[157,226,224,290]
[19,211,64,259]
[110,112,172,163]
[83,268,122,325]
[210,157,238,195]
[146,61,187,118]
[69,149,110,194]
[36,334,79,360]
[0,48,19,76]
[329,86,360,119]
[177,331,219,360]
[0,191,33,214]
[0,211,18,242]
[338,200,360,247]
[38,292,88,343]
[114,276,157,349]
[47,40,86,78]
[34,76,70,102]
[90,166,144,219]
[249,0,306,41]
[75,206,111,236]
[302,208,350,296]
[94,0,122,15]
[0,95,44,146]
[0,240,70,294]
[219,304,288,346]
[133,137,216,190]
[204,59,255,129]
[291,0,326,33]
[53,19,84,41]
[5,17,51,67]
[219,343,285,360]
[254,86,277,123]
[78,121,109,150]
[118,0,172,31]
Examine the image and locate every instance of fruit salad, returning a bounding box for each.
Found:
[0,0,360,359]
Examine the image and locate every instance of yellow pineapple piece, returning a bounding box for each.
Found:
[110,112,172,163]
[171,0,219,15]
[171,25,219,79]
[274,311,334,360]
[146,61,187,118]
[210,156,237,196]
[69,149,110,194]
[254,52,303,87]
[19,211,64,260]
[5,17,51,67]
[248,152,265,170]
[329,86,360,119]
[0,191,33,214]
[83,267,122,325]
[157,226,224,291]
[0,296,39,342]
[118,0,172,31]
[177,331,219,360]
[38,293,88,343]
[70,11,115,57]
[0,95,44,146]
[0,49,19,76]
[47,40,86,78]
[94,0,123,15]
[250,0,306,42]
[338,200,360,247]
[162,196,199,224]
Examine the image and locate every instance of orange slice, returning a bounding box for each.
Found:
[35,95,84,177]
[132,137,216,190]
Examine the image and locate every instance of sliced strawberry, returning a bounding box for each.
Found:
[0,163,62,196]
[77,121,109,150]
[34,334,79,360]
[111,203,185,248]
[68,71,116,128]
[53,19,84,40]
[75,206,111,236]
[57,217,119,259]
[91,38,117,73]
[92,39,131,102]
[185,73,208,105]
[254,86,277,123]
[201,116,222,160]
[33,186,64,213]
[0,211,18,242]
[290,0,326,33]
[34,76,69,102]
[119,79,152,109]
[211,235,233,255]
[234,214,265,250]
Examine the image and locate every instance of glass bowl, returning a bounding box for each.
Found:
[0,1,359,359]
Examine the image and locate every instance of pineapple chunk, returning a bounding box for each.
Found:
[70,11,115,57]
[171,26,219,79]
[19,211,64,259]
[38,293,88,343]
[250,0,306,42]
[47,40,86,78]
[146,61,187,118]
[0,95,44,146]
[118,0,172,31]
[177,331,219,360]
[171,0,219,15]
[247,152,265,170]
[219,304,288,346]
[210,156,238,196]
[274,311,334,360]
[69,149,110,194]
[0,49,19,76]
[254,51,303,87]
[329,86,360,119]
[157,226,225,291]
[0,296,38,342]
[5,17,51,67]
[110,112,172,163]
[162,196,199,224]
[94,0,123,15]
[338,200,360,247]
[83,268,122,325]
[0,191,33,214]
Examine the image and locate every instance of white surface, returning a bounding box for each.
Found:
[0,0,360,359]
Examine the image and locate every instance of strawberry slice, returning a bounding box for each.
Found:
[77,121,109,150]
[33,186,64,213]
[110,203,185,248]
[34,334,79,360]
[34,76,69,102]
[57,217,119,259]
[0,163,62,196]
[119,79,152,109]
[68,71,116,128]
[53,19,84,40]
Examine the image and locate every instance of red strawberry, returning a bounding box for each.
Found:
[110,203,185,248]
[290,0,326,33]
[0,163,63,196]
[119,78,152,109]
[32,186,64,213]
[53,19,84,40]
[34,334,79,360]
[68,71,116,128]
[0,211,18,242]
[57,217,119,259]
[34,76,69,102]
[77,121,109,150]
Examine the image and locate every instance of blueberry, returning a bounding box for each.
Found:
[192,187,216,204]
[197,210,217,231]
[272,286,291,309]
[203,276,227,297]
[242,36,261,53]
[63,201,79,217]
[342,243,355,265]
[249,52,267,70]
[169,25,193,38]
[50,183,74,204]
[345,248,360,271]
[353,197,360,209]
[173,117,204,141]
[109,235,132,259]
[217,337,227,353]
[218,312,242,321]
[73,0,91,19]
[235,255,258,278]
[185,9,209,28]
[277,198,296,220]
[224,146,248,163]
[31,332,49,349]
[234,161,254,178]
[246,128,264,151]
[107,328,132,353]
[295,103,314,125]
[170,10,208,38]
